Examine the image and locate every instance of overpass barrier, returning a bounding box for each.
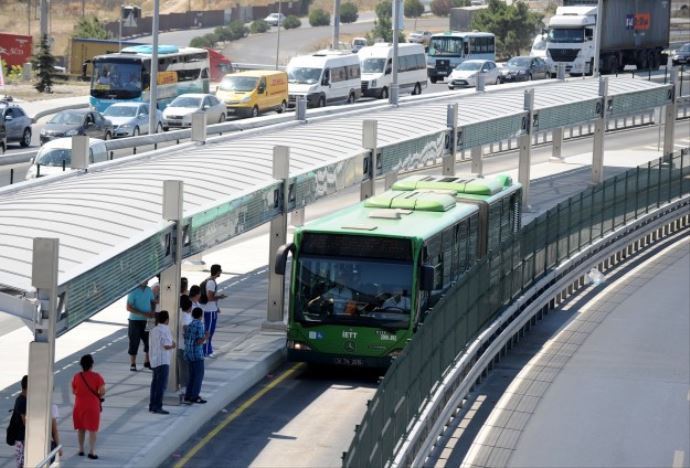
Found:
[342,148,690,468]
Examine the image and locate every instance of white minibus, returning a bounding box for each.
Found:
[287,50,362,108]
[359,43,427,99]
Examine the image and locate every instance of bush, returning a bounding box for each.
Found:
[309,8,330,26]
[283,15,302,29]
[227,20,249,40]
[73,15,109,39]
[250,19,270,34]
[404,0,425,18]
[190,33,217,48]
[340,2,359,23]
[430,0,469,16]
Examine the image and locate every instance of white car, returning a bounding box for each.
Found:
[25,138,107,179]
[448,60,500,89]
[102,102,163,138]
[408,31,432,45]
[351,37,367,53]
[264,12,285,26]
[162,94,226,130]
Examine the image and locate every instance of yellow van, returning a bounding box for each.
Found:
[215,70,288,118]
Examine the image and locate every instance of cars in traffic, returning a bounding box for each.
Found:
[40,109,113,145]
[216,70,288,118]
[0,117,6,154]
[161,93,226,129]
[264,12,285,26]
[447,60,500,89]
[499,56,549,83]
[25,138,108,179]
[287,50,362,108]
[359,43,427,98]
[671,43,690,66]
[351,37,367,53]
[0,97,33,148]
[408,31,433,45]
[102,102,163,137]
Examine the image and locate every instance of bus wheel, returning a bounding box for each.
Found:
[251,106,259,118]
[381,87,389,99]
[277,101,286,113]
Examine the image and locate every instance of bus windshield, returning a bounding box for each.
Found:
[91,60,143,99]
[295,256,413,330]
[287,67,322,84]
[361,58,386,74]
[428,37,463,56]
[548,28,584,43]
[219,76,258,92]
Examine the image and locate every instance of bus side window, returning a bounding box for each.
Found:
[463,41,470,56]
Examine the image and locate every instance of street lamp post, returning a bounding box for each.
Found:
[275,0,282,70]
[332,0,341,49]
[149,0,159,134]
[390,0,401,105]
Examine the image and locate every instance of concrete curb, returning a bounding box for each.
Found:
[124,333,286,468]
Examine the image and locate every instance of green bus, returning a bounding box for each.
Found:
[275,174,522,368]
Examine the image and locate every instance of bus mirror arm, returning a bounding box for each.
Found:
[275,242,296,275]
[420,265,435,291]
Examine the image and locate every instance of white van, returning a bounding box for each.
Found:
[287,50,362,108]
[359,43,427,99]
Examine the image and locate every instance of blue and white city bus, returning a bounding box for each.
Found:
[89,45,210,112]
[426,32,496,83]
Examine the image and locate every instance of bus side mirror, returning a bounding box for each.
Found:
[275,242,295,275]
[420,265,435,291]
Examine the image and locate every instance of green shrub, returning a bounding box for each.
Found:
[189,34,217,48]
[250,19,270,33]
[430,0,469,17]
[283,15,302,29]
[340,2,358,23]
[227,20,249,40]
[309,8,330,26]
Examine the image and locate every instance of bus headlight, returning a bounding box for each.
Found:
[287,340,312,351]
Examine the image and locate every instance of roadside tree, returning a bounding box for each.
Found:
[309,8,331,26]
[32,35,56,93]
[73,15,109,39]
[404,0,425,29]
[340,2,359,23]
[283,15,302,29]
[471,0,543,57]
[250,19,270,34]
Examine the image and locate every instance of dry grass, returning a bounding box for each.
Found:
[0,81,90,101]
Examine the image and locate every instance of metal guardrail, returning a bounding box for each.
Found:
[342,148,690,468]
[35,443,62,468]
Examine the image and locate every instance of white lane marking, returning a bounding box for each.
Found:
[672,450,685,468]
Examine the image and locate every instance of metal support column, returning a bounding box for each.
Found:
[518,89,535,208]
[592,76,608,184]
[332,0,340,49]
[663,68,678,161]
[551,127,564,160]
[471,146,483,175]
[361,120,377,200]
[265,146,289,327]
[25,238,59,467]
[385,171,398,190]
[390,0,401,105]
[161,180,183,400]
[149,0,160,134]
[443,103,458,176]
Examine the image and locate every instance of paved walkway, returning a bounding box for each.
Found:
[0,145,669,468]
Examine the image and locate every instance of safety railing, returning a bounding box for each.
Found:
[35,443,62,468]
[342,147,690,468]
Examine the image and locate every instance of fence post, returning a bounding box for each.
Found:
[71,135,89,171]
[519,89,535,208]
[25,238,59,467]
[296,96,307,121]
[557,63,566,80]
[471,146,483,175]
[592,76,608,184]
[444,103,458,176]
[191,110,207,144]
[476,73,486,92]
[265,146,290,327]
[361,120,377,200]
[663,67,678,162]
[551,127,564,160]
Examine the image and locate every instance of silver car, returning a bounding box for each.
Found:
[0,99,33,147]
[161,94,226,130]
[103,102,163,138]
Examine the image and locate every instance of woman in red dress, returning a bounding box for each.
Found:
[72,354,106,460]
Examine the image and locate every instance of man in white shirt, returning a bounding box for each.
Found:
[382,289,411,311]
[324,284,354,315]
[201,265,226,357]
[149,310,175,414]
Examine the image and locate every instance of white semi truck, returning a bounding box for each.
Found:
[544,0,671,76]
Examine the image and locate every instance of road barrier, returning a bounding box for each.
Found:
[342,147,690,468]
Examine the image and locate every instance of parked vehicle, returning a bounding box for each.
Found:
[264,12,285,26]
[102,102,163,137]
[544,0,670,76]
[25,138,108,179]
[0,98,32,147]
[351,37,368,53]
[359,43,427,99]
[447,59,500,89]
[40,109,113,145]
[287,50,362,108]
[161,93,226,129]
[530,33,547,59]
[499,56,549,83]
[672,43,690,66]
[426,32,496,83]
[408,31,433,45]
[216,70,288,118]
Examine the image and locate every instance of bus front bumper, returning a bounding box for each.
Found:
[287,348,392,368]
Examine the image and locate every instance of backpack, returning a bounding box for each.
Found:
[199,278,210,305]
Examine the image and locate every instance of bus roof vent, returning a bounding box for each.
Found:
[368,209,413,220]
[392,174,507,196]
[341,224,378,231]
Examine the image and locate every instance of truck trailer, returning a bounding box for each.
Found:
[545,0,671,76]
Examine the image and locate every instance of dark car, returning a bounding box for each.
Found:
[672,43,690,66]
[40,109,113,145]
[0,117,6,154]
[0,98,33,148]
[499,56,549,83]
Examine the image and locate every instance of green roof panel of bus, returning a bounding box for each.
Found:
[364,191,456,212]
[391,174,512,197]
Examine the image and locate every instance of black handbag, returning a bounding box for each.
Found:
[80,372,105,412]
[5,409,20,446]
